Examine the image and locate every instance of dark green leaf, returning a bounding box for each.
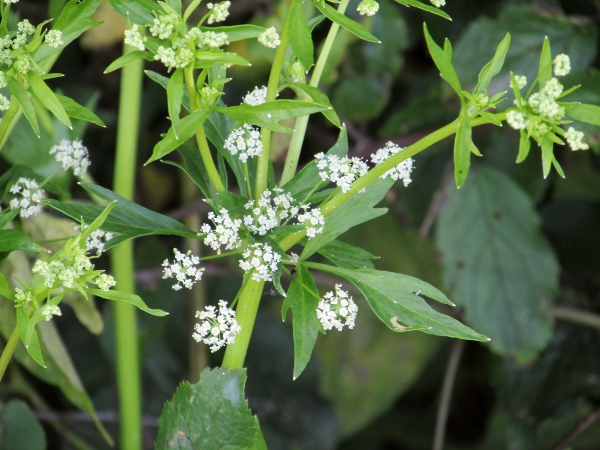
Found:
[156,368,266,449]
[311,0,380,43]
[423,23,463,100]
[475,33,511,95]
[289,1,314,69]
[216,100,329,133]
[85,288,168,317]
[163,143,213,200]
[107,0,158,24]
[104,51,149,73]
[317,239,378,270]
[437,165,558,362]
[0,230,45,254]
[0,401,46,450]
[7,77,39,137]
[454,115,472,187]
[394,0,451,20]
[27,71,71,128]
[282,264,321,379]
[55,94,106,127]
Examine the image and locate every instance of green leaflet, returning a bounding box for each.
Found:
[0,401,46,450]
[0,229,46,255]
[106,0,158,25]
[423,23,463,101]
[85,288,168,317]
[282,82,341,127]
[454,114,473,187]
[55,94,106,127]
[567,103,600,127]
[311,0,380,43]
[289,0,314,69]
[27,71,71,129]
[437,165,558,362]
[475,33,511,95]
[166,68,184,139]
[104,51,149,73]
[393,0,451,20]
[317,239,378,270]
[156,368,266,449]
[7,77,39,137]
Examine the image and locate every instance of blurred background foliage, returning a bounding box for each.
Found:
[1,0,600,449]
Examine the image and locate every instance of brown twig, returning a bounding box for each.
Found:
[549,408,600,450]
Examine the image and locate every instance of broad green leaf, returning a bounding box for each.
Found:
[216,100,329,133]
[43,183,197,247]
[538,36,552,89]
[0,401,46,450]
[311,0,380,43]
[454,115,472,187]
[107,0,158,24]
[317,239,378,270]
[302,177,393,259]
[289,1,314,69]
[156,368,266,449]
[23,295,64,349]
[104,51,149,73]
[393,0,451,20]
[567,103,600,127]
[34,0,103,64]
[55,94,105,127]
[167,68,184,139]
[146,109,211,164]
[201,24,266,42]
[7,78,39,137]
[27,71,71,128]
[0,229,45,254]
[306,262,488,341]
[282,264,321,380]
[423,23,463,100]
[194,51,250,69]
[17,308,45,367]
[283,82,341,127]
[475,33,511,95]
[437,165,558,362]
[85,288,168,317]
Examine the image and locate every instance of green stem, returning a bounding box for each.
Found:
[111,43,144,450]
[279,0,351,186]
[184,66,226,193]
[0,98,21,151]
[255,0,297,198]
[0,326,20,383]
[221,278,265,369]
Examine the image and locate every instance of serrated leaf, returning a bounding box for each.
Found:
[394,0,451,20]
[147,109,211,164]
[156,368,265,449]
[437,165,558,362]
[283,82,341,127]
[302,177,393,259]
[311,0,380,43]
[27,71,71,128]
[85,288,168,316]
[423,23,463,100]
[282,264,321,379]
[289,1,314,69]
[7,77,39,137]
[475,33,511,95]
[306,262,488,341]
[0,229,45,254]
[216,100,329,133]
[104,51,149,73]
[55,94,105,127]
[317,239,378,270]
[454,115,472,187]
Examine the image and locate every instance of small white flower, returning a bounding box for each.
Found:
[430,0,446,7]
[258,27,281,49]
[243,188,298,236]
[506,110,528,130]
[41,304,62,321]
[124,25,146,51]
[239,243,282,282]
[0,71,7,89]
[149,14,179,39]
[17,20,35,36]
[14,288,33,308]
[297,207,325,238]
[553,53,571,77]
[45,30,63,48]
[243,86,268,106]
[197,30,229,48]
[193,300,241,352]
[162,248,205,291]
[8,177,44,218]
[527,78,565,122]
[3,0,18,4]
[224,124,263,163]
[316,285,358,331]
[357,0,379,16]
[514,75,527,90]
[371,142,414,186]
[95,273,116,291]
[79,226,114,256]
[50,139,91,177]
[32,247,93,290]
[564,127,589,151]
[14,55,30,75]
[315,153,369,193]
[201,208,242,252]
[0,94,10,111]
[207,1,231,24]
[154,46,177,69]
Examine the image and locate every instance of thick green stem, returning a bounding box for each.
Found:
[111,44,143,450]
[280,0,351,186]
[184,66,226,193]
[255,1,296,198]
[221,278,265,369]
[0,326,20,383]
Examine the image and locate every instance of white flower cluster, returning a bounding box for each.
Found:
[45,30,63,48]
[50,139,91,177]
[297,208,325,238]
[357,0,379,16]
[201,208,242,252]
[514,75,527,90]
[506,110,527,130]
[316,285,358,331]
[430,0,446,7]
[224,124,263,163]
[33,247,93,289]
[193,300,241,352]
[14,288,33,308]
[3,0,19,4]
[85,228,115,256]
[239,243,282,282]
[124,25,146,51]
[207,1,231,24]
[258,27,280,49]
[191,29,229,48]
[149,13,179,39]
[95,273,117,291]
[564,127,589,151]
[41,304,61,321]
[154,45,193,70]
[527,78,565,122]
[315,153,369,193]
[553,54,571,77]
[371,142,414,186]
[162,248,205,291]
[9,178,44,218]
[243,188,299,235]
[243,86,268,106]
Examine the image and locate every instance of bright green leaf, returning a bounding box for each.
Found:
[104,51,149,73]
[167,68,184,139]
[86,288,168,316]
[201,24,266,42]
[289,1,314,69]
[106,0,158,24]
[475,33,511,95]
[27,71,72,129]
[17,308,45,367]
[423,23,463,100]
[55,94,105,127]
[194,51,250,69]
[311,0,380,43]
[541,134,554,179]
[283,82,340,127]
[0,230,45,254]
[7,78,39,137]
[567,103,600,127]
[454,115,472,187]
[538,36,552,89]
[516,129,531,163]
[394,0,451,20]
[317,239,378,270]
